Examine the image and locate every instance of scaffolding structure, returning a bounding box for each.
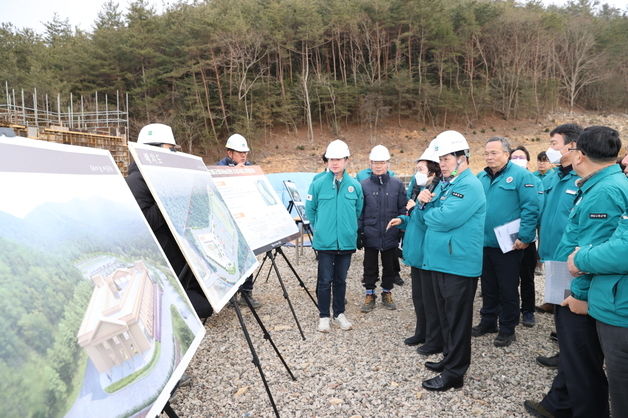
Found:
[0,82,130,173]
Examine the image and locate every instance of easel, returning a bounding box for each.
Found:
[253,245,317,341]
[163,264,295,418]
[286,200,317,258]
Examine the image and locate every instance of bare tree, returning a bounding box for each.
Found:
[554,24,605,110]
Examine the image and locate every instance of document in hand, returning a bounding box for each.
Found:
[544,261,573,305]
[494,218,521,253]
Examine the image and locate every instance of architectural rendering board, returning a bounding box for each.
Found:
[0,137,205,418]
[283,179,309,224]
[128,143,258,312]
[207,165,300,255]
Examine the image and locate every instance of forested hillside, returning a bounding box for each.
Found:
[1,0,626,153]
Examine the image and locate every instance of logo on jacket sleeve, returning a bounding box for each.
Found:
[451,192,464,198]
[524,184,534,187]
[506,176,513,183]
[348,186,355,193]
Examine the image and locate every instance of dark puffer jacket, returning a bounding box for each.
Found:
[359,172,407,250]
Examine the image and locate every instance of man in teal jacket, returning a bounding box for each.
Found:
[474,137,541,348]
[415,131,486,392]
[567,212,628,418]
[529,124,582,387]
[553,127,627,418]
[306,139,364,333]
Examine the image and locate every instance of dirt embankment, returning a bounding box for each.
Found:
[208,111,627,176]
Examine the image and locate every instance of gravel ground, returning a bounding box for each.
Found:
[168,247,557,417]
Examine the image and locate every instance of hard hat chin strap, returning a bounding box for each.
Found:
[450,157,463,177]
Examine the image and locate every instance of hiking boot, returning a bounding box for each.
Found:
[522,311,536,327]
[381,292,397,310]
[318,317,331,333]
[238,291,262,309]
[361,294,376,313]
[393,275,404,286]
[334,313,353,330]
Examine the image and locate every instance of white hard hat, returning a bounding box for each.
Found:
[417,139,439,163]
[226,133,250,152]
[369,144,391,161]
[433,130,469,157]
[325,139,350,159]
[137,123,176,146]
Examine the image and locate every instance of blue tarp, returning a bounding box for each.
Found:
[265,171,318,217]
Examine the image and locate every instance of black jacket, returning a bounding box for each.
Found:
[359,173,407,250]
[126,161,213,318]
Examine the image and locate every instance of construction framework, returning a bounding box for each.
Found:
[0,82,130,174]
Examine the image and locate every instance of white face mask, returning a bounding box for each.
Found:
[546,147,562,164]
[511,158,528,169]
[414,172,428,187]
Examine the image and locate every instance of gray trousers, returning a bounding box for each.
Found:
[597,320,628,418]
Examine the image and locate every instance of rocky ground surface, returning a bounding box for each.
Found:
[168,248,559,417]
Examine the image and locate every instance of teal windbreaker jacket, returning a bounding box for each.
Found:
[305,170,364,251]
[396,187,427,269]
[421,168,486,277]
[574,213,628,327]
[538,168,580,261]
[554,164,628,301]
[477,162,541,248]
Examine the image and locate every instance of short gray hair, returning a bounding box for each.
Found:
[486,136,511,153]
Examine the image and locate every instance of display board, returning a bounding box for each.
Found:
[129,143,258,312]
[0,136,205,418]
[207,165,300,255]
[283,180,309,224]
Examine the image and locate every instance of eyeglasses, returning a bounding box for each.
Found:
[483,151,506,157]
[510,156,527,160]
[568,147,586,155]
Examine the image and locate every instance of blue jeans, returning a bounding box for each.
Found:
[317,252,352,318]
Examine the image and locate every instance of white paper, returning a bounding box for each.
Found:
[544,261,573,305]
[494,218,521,253]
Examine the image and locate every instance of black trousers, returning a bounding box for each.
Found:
[519,242,537,313]
[410,267,443,348]
[596,320,628,418]
[541,306,609,417]
[240,274,254,292]
[363,247,397,291]
[480,247,524,335]
[432,271,478,379]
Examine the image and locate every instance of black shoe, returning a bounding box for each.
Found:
[416,344,442,356]
[494,332,516,347]
[422,374,463,391]
[471,322,498,337]
[425,360,445,373]
[550,331,558,343]
[393,275,404,286]
[523,400,555,418]
[536,353,559,369]
[404,335,425,346]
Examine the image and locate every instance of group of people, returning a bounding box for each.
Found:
[305,125,628,415]
[126,122,627,415]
